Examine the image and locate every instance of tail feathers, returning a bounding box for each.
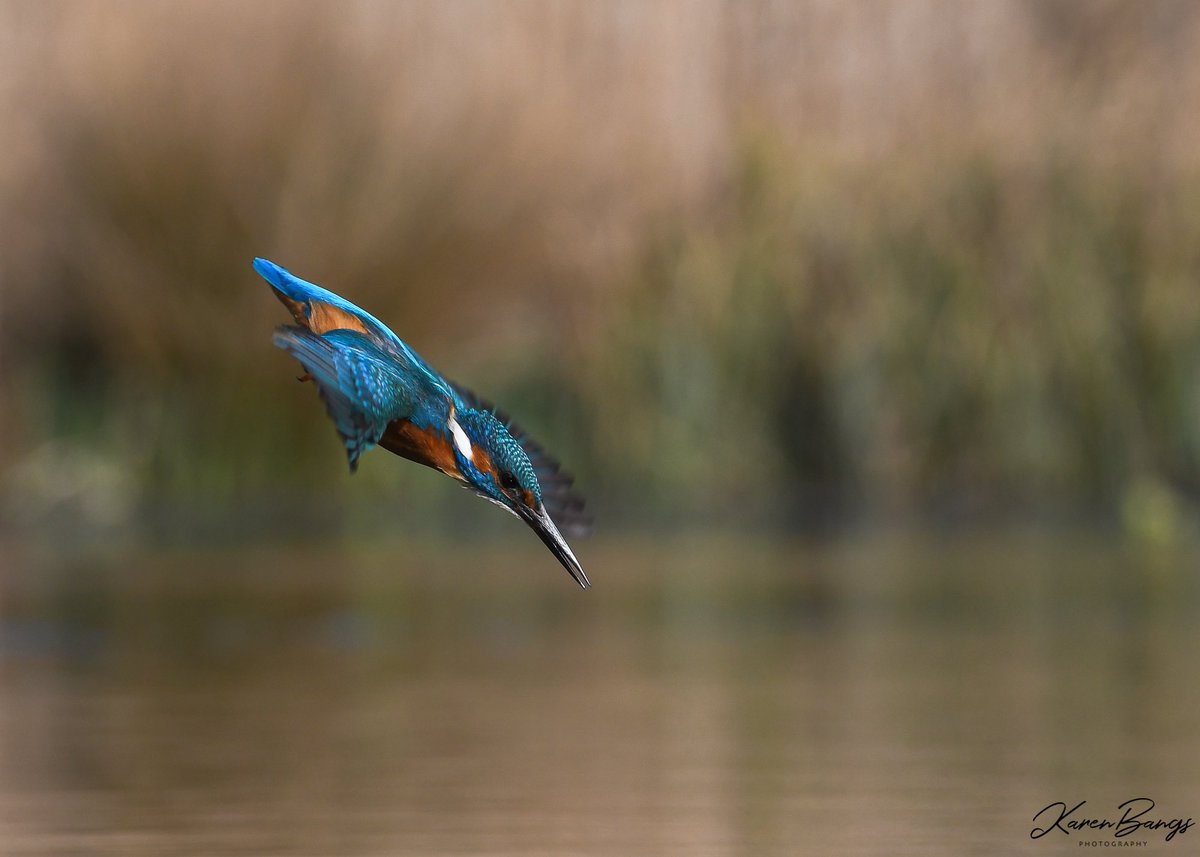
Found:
[254,257,396,343]
[272,325,383,472]
[255,258,341,307]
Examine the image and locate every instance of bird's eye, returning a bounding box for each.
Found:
[499,471,519,492]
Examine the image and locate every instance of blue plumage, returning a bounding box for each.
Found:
[272,327,417,471]
[255,257,453,404]
[256,258,591,587]
[256,258,394,346]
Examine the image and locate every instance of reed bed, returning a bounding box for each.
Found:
[4,1,1200,537]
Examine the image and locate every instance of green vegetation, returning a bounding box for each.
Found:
[604,147,1200,520]
[12,143,1200,538]
[4,3,1200,540]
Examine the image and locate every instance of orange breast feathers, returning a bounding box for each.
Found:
[272,289,373,337]
[378,420,462,478]
[377,419,510,496]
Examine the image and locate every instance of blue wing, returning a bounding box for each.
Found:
[254,258,454,401]
[273,326,442,472]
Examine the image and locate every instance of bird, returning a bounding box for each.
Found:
[254,257,592,588]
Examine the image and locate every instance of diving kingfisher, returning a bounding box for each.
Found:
[254,258,591,588]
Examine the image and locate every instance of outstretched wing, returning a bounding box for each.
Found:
[274,326,429,472]
[254,257,454,401]
[452,383,592,537]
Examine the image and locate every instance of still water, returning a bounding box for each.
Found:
[0,533,1197,856]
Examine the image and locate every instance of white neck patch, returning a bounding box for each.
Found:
[448,415,473,460]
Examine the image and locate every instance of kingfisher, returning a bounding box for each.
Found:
[254,258,591,588]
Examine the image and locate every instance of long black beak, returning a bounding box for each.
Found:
[518,502,591,589]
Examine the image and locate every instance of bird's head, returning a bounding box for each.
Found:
[449,408,590,589]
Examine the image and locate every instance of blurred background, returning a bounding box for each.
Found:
[2,2,1200,855]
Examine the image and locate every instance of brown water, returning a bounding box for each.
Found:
[0,533,1197,855]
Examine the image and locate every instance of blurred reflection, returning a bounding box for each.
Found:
[0,537,1197,855]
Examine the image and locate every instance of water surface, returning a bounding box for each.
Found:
[0,533,1197,855]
